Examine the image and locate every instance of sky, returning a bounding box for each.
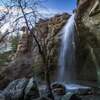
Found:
[0,0,77,51]
[0,0,77,14]
[0,0,77,33]
[43,0,77,13]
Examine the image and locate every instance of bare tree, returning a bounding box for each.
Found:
[18,0,54,99]
[0,0,54,99]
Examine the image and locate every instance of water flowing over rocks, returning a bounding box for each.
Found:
[0,1,100,99]
[0,13,70,89]
[57,14,76,83]
[32,13,70,79]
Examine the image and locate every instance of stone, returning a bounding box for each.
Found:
[61,93,81,100]
[24,78,40,100]
[76,0,100,81]
[51,83,66,95]
[35,96,51,100]
[0,93,5,100]
[3,78,28,100]
[6,56,33,79]
[0,78,40,100]
[0,31,33,89]
[31,13,70,81]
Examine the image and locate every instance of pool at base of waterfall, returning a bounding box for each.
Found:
[65,84,91,94]
[51,81,100,95]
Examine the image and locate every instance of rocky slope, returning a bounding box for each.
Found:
[76,0,100,81]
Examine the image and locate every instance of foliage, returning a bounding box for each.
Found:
[0,0,54,98]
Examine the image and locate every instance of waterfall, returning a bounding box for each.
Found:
[57,14,76,83]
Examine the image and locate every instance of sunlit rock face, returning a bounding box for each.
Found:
[15,27,33,57]
[0,29,33,89]
[76,0,100,81]
[32,13,70,78]
[0,13,70,89]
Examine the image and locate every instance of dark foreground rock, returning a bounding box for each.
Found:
[35,96,51,100]
[3,78,28,100]
[76,0,100,81]
[0,79,100,100]
[0,93,5,100]
[51,83,66,95]
[61,93,81,100]
[24,78,40,100]
[0,77,40,100]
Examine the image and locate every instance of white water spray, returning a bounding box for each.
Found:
[57,14,76,83]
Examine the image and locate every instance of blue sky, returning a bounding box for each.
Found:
[0,0,77,34]
[0,0,77,14]
[44,0,77,13]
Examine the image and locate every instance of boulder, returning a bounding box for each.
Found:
[35,96,51,100]
[51,83,66,95]
[0,93,5,100]
[61,93,81,100]
[0,77,40,100]
[24,78,40,100]
[3,78,28,100]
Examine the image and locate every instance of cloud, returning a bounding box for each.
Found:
[0,6,63,33]
[37,7,63,18]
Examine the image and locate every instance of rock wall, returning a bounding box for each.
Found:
[31,13,70,79]
[76,0,100,81]
[0,28,33,89]
[0,13,70,89]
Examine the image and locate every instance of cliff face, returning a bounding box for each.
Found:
[0,28,33,89]
[31,13,70,78]
[76,0,100,81]
[0,13,70,89]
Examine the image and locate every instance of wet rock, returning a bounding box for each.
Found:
[3,78,28,100]
[0,92,5,100]
[31,13,70,80]
[24,78,40,100]
[0,77,40,100]
[51,83,66,95]
[35,96,51,100]
[0,31,33,89]
[76,0,100,81]
[0,13,70,87]
[61,93,81,100]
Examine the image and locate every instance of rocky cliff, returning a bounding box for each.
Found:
[76,0,100,81]
[31,13,70,79]
[0,28,33,89]
[0,13,70,89]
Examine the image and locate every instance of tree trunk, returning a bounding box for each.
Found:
[45,64,54,100]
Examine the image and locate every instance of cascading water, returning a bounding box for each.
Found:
[55,14,91,91]
[57,14,76,83]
